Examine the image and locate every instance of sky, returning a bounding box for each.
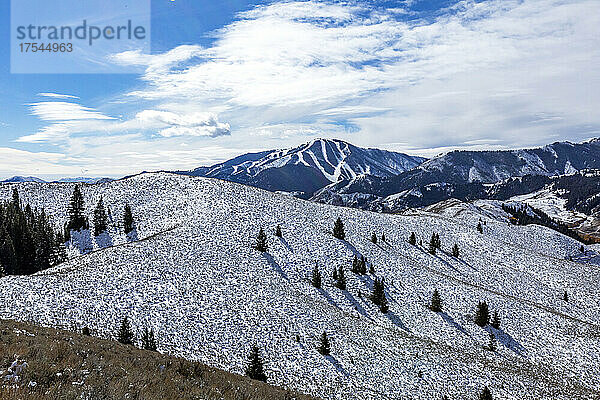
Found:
[0,0,599,179]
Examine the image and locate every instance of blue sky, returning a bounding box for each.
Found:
[0,0,599,179]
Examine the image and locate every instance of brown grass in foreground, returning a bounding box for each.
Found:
[0,319,317,400]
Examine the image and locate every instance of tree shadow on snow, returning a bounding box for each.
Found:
[438,312,470,337]
[340,240,363,259]
[325,355,349,377]
[486,326,527,357]
[277,236,293,252]
[262,253,288,280]
[342,290,371,320]
[317,288,341,310]
[385,311,411,332]
[94,231,114,249]
[70,229,93,254]
[126,228,139,243]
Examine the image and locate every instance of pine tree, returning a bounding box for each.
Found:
[123,203,134,234]
[429,289,442,312]
[311,263,322,289]
[332,266,338,281]
[67,185,87,232]
[141,327,157,351]
[487,332,497,352]
[479,386,493,400]
[369,264,375,274]
[563,291,569,302]
[245,345,267,382]
[254,228,268,252]
[360,256,367,275]
[477,221,484,233]
[275,225,282,238]
[335,266,346,290]
[475,301,490,327]
[371,233,377,244]
[332,217,345,240]
[381,233,386,242]
[82,326,91,336]
[491,310,500,329]
[317,331,331,356]
[371,277,388,313]
[429,234,437,255]
[452,243,459,258]
[351,255,360,274]
[11,188,19,207]
[93,196,108,236]
[409,232,416,245]
[580,245,585,253]
[117,316,135,345]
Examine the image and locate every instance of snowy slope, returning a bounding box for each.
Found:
[0,173,599,399]
[179,138,425,198]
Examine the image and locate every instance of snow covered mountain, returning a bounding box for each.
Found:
[1,176,45,183]
[1,176,114,184]
[177,138,425,198]
[313,139,600,208]
[0,173,599,399]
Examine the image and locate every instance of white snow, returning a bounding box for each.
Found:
[0,173,599,399]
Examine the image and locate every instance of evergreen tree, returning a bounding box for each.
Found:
[245,345,267,382]
[475,301,490,327]
[360,256,367,275]
[93,196,108,236]
[332,217,345,240]
[371,232,378,244]
[67,185,88,232]
[275,225,282,238]
[369,264,375,274]
[477,221,484,233]
[371,277,388,313]
[254,228,268,252]
[429,234,437,255]
[580,245,585,253]
[141,327,157,351]
[491,310,501,329]
[452,243,459,258]
[117,316,135,345]
[317,331,331,356]
[332,266,338,281]
[123,203,134,234]
[381,233,386,242]
[311,264,322,289]
[335,266,346,290]
[563,291,569,302]
[479,386,493,400]
[352,255,359,274]
[487,333,497,352]
[82,326,91,336]
[429,289,442,312]
[409,232,416,246]
[11,188,19,207]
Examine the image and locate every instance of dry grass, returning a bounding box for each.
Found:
[0,319,317,400]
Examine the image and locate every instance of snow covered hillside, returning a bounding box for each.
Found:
[0,173,599,399]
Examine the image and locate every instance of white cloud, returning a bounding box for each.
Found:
[135,110,230,137]
[37,93,80,99]
[28,101,115,122]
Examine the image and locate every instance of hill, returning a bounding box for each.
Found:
[0,319,316,400]
[0,173,599,399]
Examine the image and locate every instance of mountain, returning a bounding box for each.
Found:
[1,176,45,183]
[1,173,599,399]
[54,177,115,184]
[313,139,600,208]
[176,138,425,198]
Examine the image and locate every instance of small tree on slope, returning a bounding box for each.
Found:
[429,289,442,312]
[311,264,322,289]
[332,217,345,240]
[335,266,347,290]
[371,277,389,313]
[123,203,134,234]
[141,327,157,351]
[371,233,378,244]
[491,310,501,329]
[117,316,135,345]
[487,332,497,352]
[67,185,87,232]
[409,232,416,246]
[475,301,490,327]
[254,228,268,252]
[93,196,108,236]
[452,243,459,258]
[275,225,282,238]
[245,345,267,382]
[317,332,331,356]
[479,386,493,400]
